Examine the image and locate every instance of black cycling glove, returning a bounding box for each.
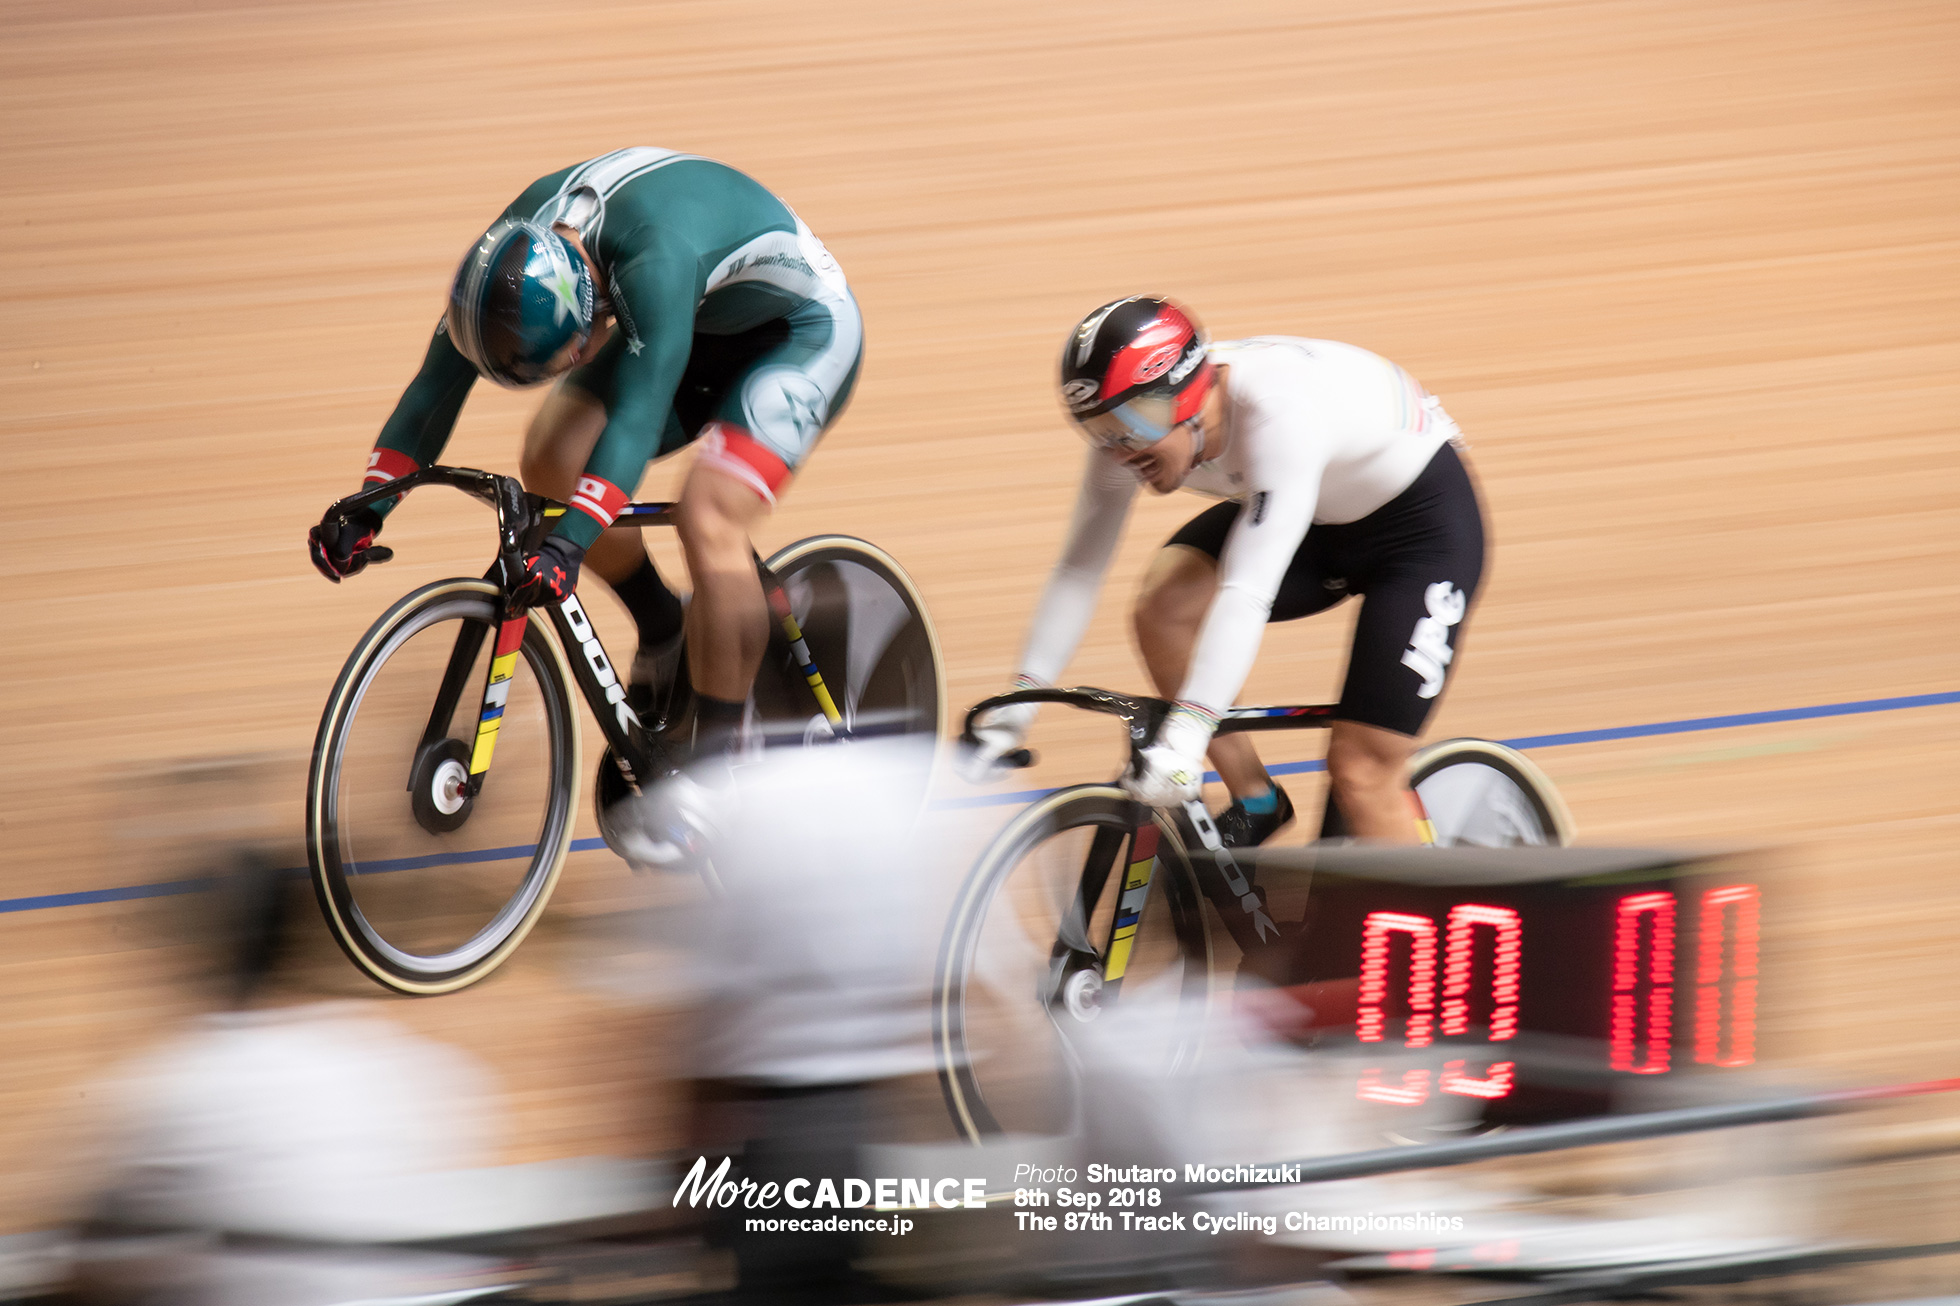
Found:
[509,534,586,610]
[308,506,385,582]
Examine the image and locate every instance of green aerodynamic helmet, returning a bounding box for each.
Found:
[445,218,596,388]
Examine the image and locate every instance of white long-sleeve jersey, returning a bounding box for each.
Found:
[1017,337,1457,717]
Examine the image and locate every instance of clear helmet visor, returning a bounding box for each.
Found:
[1075,393,1180,452]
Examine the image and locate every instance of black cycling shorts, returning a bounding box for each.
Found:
[1165,441,1485,737]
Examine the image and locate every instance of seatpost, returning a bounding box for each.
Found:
[754,549,845,729]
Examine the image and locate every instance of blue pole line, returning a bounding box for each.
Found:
[2,690,1954,915]
[931,688,1960,811]
[1494,689,1960,749]
[0,876,223,914]
[0,838,616,916]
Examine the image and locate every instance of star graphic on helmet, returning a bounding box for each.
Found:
[541,266,583,326]
[785,390,821,439]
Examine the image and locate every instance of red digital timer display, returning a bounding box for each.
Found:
[1251,847,1767,1125]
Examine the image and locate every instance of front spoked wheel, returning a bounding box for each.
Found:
[308,578,580,994]
[936,787,1214,1143]
[753,536,944,755]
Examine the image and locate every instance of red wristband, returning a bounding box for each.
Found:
[566,473,629,529]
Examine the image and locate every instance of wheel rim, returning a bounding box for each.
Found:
[1412,740,1572,847]
[755,538,944,751]
[313,585,575,986]
[938,790,1210,1140]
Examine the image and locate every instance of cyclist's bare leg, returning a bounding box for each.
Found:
[1326,719,1418,842]
[1139,545,1422,839]
[675,461,770,702]
[1133,544,1268,799]
[519,385,652,586]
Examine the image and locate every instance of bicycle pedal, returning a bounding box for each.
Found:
[599,767,724,874]
[598,795,697,872]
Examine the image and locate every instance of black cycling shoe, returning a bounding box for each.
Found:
[1215,784,1296,849]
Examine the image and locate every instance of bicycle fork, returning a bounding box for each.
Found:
[1096,823,1163,999]
[432,563,847,805]
[413,611,526,804]
[1087,802,1279,1005]
[463,616,529,785]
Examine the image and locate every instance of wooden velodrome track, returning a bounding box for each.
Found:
[1,0,1955,1283]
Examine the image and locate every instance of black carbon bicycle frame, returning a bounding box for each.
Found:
[321,465,842,800]
[959,686,1346,959]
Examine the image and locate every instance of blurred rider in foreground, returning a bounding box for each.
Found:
[681,739,939,1305]
[83,852,653,1301]
[967,297,1486,845]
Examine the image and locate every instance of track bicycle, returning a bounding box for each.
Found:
[935,686,1570,1141]
[306,465,943,995]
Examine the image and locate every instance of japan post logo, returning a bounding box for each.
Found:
[1402,582,1466,699]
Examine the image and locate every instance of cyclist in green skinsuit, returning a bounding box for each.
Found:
[308,146,863,768]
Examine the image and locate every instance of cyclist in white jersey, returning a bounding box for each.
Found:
[966,297,1486,845]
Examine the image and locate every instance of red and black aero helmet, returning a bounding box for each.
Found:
[1059,296,1214,448]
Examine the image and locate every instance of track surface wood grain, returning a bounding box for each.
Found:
[0,0,1954,1268]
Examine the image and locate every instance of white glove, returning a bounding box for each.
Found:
[1122,705,1215,806]
[958,697,1039,784]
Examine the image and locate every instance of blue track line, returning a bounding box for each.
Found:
[0,876,221,914]
[3,689,1953,916]
[931,689,1960,810]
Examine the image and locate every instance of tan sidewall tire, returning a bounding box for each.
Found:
[762,535,947,742]
[306,578,581,995]
[935,785,1210,1143]
[1409,736,1575,846]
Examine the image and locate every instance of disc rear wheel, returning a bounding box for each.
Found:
[753,535,944,752]
[1317,737,1572,846]
[1410,738,1572,846]
[593,536,942,859]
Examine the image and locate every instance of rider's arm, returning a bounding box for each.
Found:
[1015,447,1139,685]
[546,242,700,549]
[364,323,479,516]
[358,184,559,516]
[1174,415,1327,719]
